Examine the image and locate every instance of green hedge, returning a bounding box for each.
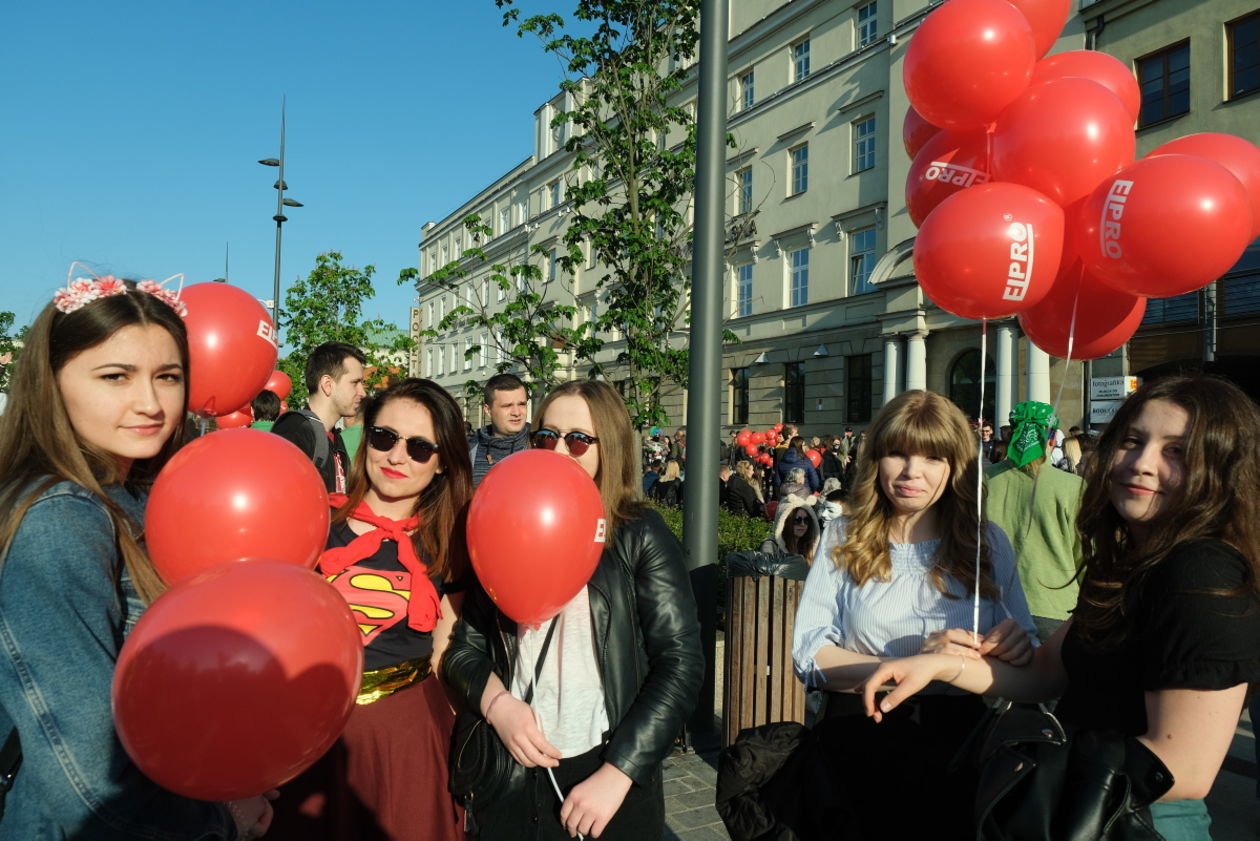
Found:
[648,502,772,574]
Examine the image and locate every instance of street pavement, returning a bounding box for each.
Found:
[663,713,1258,840]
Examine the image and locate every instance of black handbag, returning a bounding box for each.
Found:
[449,619,557,810]
[959,699,1174,841]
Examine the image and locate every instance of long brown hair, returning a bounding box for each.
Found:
[0,282,190,603]
[534,379,645,538]
[335,378,472,582]
[1074,375,1260,643]
[834,390,997,600]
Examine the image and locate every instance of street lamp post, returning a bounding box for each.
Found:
[258,97,303,344]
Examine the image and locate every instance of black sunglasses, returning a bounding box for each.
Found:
[532,428,599,457]
[366,426,440,463]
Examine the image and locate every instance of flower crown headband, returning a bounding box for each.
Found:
[53,262,188,318]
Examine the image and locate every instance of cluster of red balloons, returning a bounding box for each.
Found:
[214,369,293,429]
[735,424,785,467]
[903,0,1259,360]
[466,450,606,625]
[181,282,281,419]
[113,429,359,800]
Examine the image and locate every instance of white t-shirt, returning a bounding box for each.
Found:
[512,587,610,758]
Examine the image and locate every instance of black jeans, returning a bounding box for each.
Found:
[473,743,665,841]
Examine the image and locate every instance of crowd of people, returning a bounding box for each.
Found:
[1,273,1256,840]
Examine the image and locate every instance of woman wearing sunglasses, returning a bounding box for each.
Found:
[444,379,703,840]
[790,390,1038,839]
[271,378,471,841]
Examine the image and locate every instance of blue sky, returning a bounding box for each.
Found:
[1,1,567,344]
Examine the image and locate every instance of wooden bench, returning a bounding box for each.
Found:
[723,570,807,747]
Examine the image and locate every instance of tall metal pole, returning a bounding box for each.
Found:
[271,98,287,342]
[683,0,729,738]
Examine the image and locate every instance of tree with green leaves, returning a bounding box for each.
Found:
[279,252,415,404]
[0,311,20,391]
[497,0,715,429]
[402,214,602,403]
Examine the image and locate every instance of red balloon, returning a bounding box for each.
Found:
[904,0,1036,130]
[1075,154,1253,298]
[182,283,279,418]
[113,563,362,800]
[1149,133,1260,238]
[1004,0,1071,58]
[906,128,991,227]
[914,182,1065,320]
[991,78,1136,207]
[745,444,760,457]
[466,450,604,625]
[750,431,766,445]
[903,104,943,159]
[147,429,330,586]
[773,423,783,432]
[264,370,293,402]
[736,430,751,446]
[1018,261,1146,359]
[806,450,822,468]
[280,400,289,413]
[1031,50,1141,122]
[215,408,252,429]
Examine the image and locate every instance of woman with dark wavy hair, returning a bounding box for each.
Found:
[864,376,1260,838]
[791,389,1037,838]
[271,377,472,841]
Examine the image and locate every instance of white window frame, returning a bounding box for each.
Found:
[737,167,753,215]
[740,69,755,110]
[857,2,878,48]
[792,38,810,82]
[789,247,809,307]
[850,227,877,295]
[736,263,753,317]
[853,116,877,172]
[790,144,809,195]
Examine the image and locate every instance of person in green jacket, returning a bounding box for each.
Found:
[249,389,281,432]
[984,401,1084,643]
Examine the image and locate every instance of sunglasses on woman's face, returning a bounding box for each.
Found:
[366,426,440,463]
[532,428,599,457]
[791,515,810,525]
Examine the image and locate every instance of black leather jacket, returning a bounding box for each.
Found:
[443,506,703,786]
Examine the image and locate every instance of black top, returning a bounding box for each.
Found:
[272,409,348,493]
[651,477,684,507]
[324,521,456,672]
[1057,539,1260,735]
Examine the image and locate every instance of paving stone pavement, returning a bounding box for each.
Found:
[663,745,729,841]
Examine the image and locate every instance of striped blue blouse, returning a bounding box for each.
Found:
[792,516,1038,689]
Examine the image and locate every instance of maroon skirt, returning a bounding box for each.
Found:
[269,674,465,841]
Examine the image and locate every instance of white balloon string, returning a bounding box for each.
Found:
[1052,283,1080,415]
[546,768,584,840]
[974,318,988,646]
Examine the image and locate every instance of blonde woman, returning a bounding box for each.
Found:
[722,460,764,518]
[791,390,1037,838]
[649,458,684,507]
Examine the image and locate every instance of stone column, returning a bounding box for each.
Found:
[882,336,901,405]
[995,322,1016,427]
[1026,339,1051,404]
[906,331,927,392]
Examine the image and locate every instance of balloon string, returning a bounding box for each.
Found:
[1051,284,1080,417]
[518,631,586,841]
[973,318,988,647]
[546,768,584,841]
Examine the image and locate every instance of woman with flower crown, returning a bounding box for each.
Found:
[0,273,273,839]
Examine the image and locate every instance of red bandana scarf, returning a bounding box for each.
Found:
[319,494,443,632]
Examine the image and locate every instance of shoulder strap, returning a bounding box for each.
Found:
[276,409,330,470]
[520,617,559,705]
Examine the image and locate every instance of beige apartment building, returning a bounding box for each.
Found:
[413,0,1259,434]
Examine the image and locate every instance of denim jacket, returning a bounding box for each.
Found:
[0,479,235,840]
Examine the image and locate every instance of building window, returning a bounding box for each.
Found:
[731,367,749,425]
[499,206,511,235]
[464,339,473,371]
[737,167,753,214]
[495,330,505,365]
[846,354,872,423]
[852,116,877,172]
[1228,12,1259,100]
[548,180,562,209]
[427,302,435,329]
[740,69,755,110]
[548,249,558,283]
[948,349,995,426]
[1137,41,1190,127]
[790,144,809,195]
[736,263,753,317]
[426,348,433,378]
[792,38,811,82]
[784,362,805,424]
[1141,292,1198,325]
[480,334,489,368]
[857,2,878,47]
[790,247,809,307]
[850,227,877,294]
